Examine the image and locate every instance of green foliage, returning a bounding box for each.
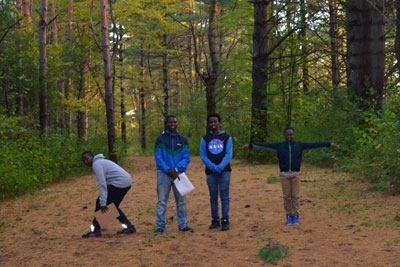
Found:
[0,115,108,199]
[258,244,289,264]
[344,103,400,188]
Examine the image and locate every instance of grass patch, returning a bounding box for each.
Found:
[267,176,280,184]
[258,243,289,264]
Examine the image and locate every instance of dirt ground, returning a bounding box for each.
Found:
[1,156,400,266]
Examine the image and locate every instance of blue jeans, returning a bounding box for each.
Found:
[206,171,231,221]
[156,171,188,230]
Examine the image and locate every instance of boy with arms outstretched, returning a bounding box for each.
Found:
[241,126,338,225]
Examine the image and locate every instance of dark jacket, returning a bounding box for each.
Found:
[200,131,233,175]
[250,141,330,172]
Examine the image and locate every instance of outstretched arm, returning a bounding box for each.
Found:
[241,142,279,151]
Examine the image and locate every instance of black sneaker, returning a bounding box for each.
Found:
[179,226,194,232]
[209,220,220,229]
[117,225,136,234]
[154,228,165,234]
[221,219,229,231]
[82,231,102,238]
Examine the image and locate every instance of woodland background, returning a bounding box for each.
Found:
[1,0,399,199]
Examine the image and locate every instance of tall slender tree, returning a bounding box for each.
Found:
[39,0,49,135]
[99,0,117,161]
[329,0,340,91]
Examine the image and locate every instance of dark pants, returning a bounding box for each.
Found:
[92,185,132,231]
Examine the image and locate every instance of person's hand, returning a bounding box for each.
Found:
[330,143,338,148]
[167,168,175,178]
[100,206,108,213]
[241,144,249,149]
[167,168,178,179]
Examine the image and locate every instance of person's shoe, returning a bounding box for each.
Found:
[209,220,220,229]
[292,215,300,225]
[179,226,194,232]
[285,215,293,225]
[82,231,102,238]
[221,219,229,231]
[117,225,136,234]
[154,228,165,234]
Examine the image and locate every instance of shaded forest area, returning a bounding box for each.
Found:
[0,0,399,198]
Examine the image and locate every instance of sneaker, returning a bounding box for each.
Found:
[154,228,165,234]
[209,220,220,229]
[82,231,102,238]
[292,215,300,225]
[179,226,194,232]
[285,215,292,225]
[221,219,229,231]
[117,225,136,234]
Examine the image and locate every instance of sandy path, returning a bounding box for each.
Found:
[0,156,399,266]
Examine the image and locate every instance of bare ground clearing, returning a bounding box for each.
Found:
[1,156,400,266]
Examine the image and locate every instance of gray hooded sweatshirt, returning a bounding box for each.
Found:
[92,154,132,206]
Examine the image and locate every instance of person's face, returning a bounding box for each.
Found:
[208,116,220,132]
[82,155,93,167]
[284,129,295,142]
[167,117,178,133]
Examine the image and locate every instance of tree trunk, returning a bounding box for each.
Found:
[39,0,49,135]
[205,0,219,115]
[162,34,169,122]
[251,0,269,142]
[64,0,73,131]
[22,0,31,23]
[346,0,385,110]
[395,0,400,77]
[139,43,146,151]
[99,0,117,161]
[77,24,89,141]
[16,0,24,115]
[329,0,340,90]
[119,26,126,143]
[49,1,65,130]
[300,0,309,92]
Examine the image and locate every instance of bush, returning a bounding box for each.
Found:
[0,115,108,199]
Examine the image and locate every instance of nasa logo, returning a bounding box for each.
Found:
[208,139,225,154]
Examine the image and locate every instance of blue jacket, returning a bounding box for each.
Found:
[154,129,190,174]
[200,130,233,173]
[250,141,330,172]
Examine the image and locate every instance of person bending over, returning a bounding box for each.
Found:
[81,151,136,238]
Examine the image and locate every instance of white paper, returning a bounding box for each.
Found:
[174,172,195,196]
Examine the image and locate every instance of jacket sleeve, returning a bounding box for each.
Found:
[216,136,233,173]
[250,142,279,151]
[154,137,169,174]
[300,142,330,151]
[175,138,191,173]
[93,161,108,207]
[200,137,218,171]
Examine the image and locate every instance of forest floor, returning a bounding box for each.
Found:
[1,156,400,266]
